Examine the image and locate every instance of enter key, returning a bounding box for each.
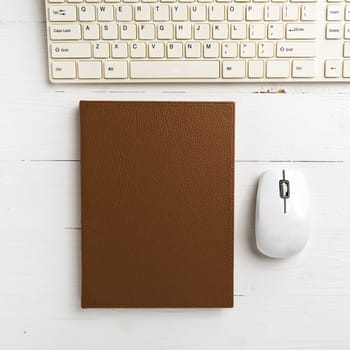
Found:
[286,23,316,39]
[277,42,316,57]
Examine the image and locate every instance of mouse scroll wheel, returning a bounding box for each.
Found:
[279,180,290,199]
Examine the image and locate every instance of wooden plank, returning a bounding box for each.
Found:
[0,295,349,349]
[1,90,350,161]
[0,162,349,298]
[0,2,44,22]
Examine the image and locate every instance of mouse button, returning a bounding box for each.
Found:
[288,198,310,220]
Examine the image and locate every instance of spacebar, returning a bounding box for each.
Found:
[130,60,220,79]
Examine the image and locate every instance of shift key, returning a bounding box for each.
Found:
[277,42,316,57]
[51,43,91,58]
[286,24,316,39]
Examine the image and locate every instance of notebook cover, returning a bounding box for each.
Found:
[80,101,234,308]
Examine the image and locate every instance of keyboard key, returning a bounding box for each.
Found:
[327,5,343,21]
[301,5,317,21]
[176,23,192,39]
[51,42,91,58]
[209,4,225,21]
[277,42,316,57]
[130,42,147,57]
[139,23,155,39]
[231,23,247,39]
[240,42,256,57]
[203,42,219,57]
[325,59,341,77]
[130,61,220,78]
[149,42,165,57]
[264,4,280,21]
[290,0,317,3]
[249,23,265,39]
[194,23,210,39]
[190,5,206,21]
[248,60,264,78]
[154,5,170,21]
[268,23,284,39]
[104,61,128,78]
[344,24,350,40]
[222,42,238,57]
[185,42,201,57]
[51,61,76,79]
[101,23,118,40]
[50,24,81,40]
[78,5,95,21]
[120,23,137,39]
[213,23,229,39]
[49,6,77,21]
[227,4,244,21]
[343,60,350,77]
[344,42,350,57]
[222,61,246,78]
[112,42,128,57]
[116,5,133,21]
[167,42,183,57]
[97,5,114,20]
[286,23,316,39]
[246,4,263,21]
[258,41,274,57]
[266,60,290,77]
[271,0,289,3]
[82,23,100,40]
[346,5,350,21]
[172,4,188,20]
[78,61,102,78]
[93,42,110,58]
[326,23,343,39]
[292,60,315,77]
[282,4,299,21]
[157,23,174,39]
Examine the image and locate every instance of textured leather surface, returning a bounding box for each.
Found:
[80,101,235,308]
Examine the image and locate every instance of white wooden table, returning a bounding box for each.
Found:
[1,1,350,349]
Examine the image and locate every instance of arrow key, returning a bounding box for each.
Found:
[325,59,341,78]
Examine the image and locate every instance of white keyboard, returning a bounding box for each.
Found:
[46,0,350,82]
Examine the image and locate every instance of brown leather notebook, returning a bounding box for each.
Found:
[80,101,234,308]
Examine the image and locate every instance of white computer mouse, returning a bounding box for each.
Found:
[255,169,310,258]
